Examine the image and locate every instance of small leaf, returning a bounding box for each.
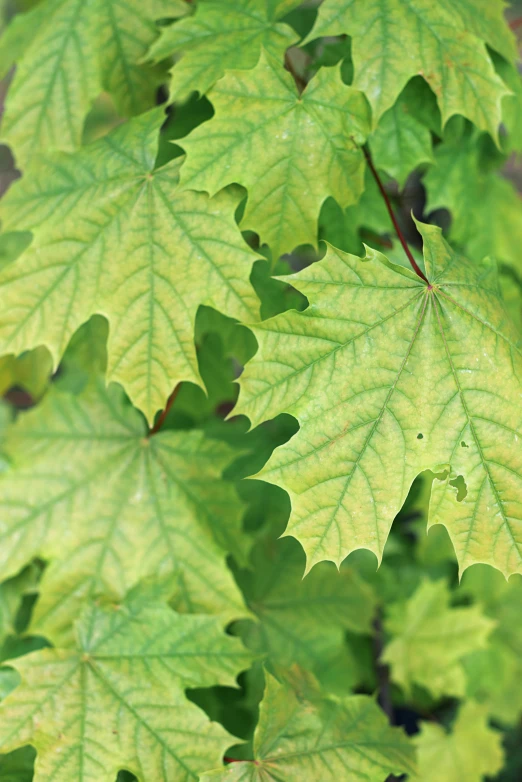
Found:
[413,702,504,781]
[382,579,494,699]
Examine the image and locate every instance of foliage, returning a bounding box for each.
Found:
[0,0,522,780]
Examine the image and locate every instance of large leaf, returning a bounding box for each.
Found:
[0,594,252,782]
[306,0,514,139]
[0,0,186,166]
[0,110,259,422]
[148,0,299,103]
[382,580,494,699]
[179,54,370,260]
[237,221,522,577]
[413,702,504,781]
[201,670,416,780]
[0,377,248,646]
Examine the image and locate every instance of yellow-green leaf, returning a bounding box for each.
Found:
[179,53,370,260]
[237,221,522,577]
[0,110,259,422]
[148,0,299,103]
[306,0,514,140]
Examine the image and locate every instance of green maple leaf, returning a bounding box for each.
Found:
[370,96,434,188]
[0,374,248,646]
[0,110,259,422]
[179,53,371,260]
[148,0,300,104]
[382,580,494,699]
[0,594,252,782]
[237,221,522,577]
[236,536,376,675]
[202,670,416,780]
[412,702,504,781]
[306,0,514,140]
[0,0,187,165]
[462,566,522,724]
[425,129,522,274]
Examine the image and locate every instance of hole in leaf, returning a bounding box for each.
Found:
[417,433,423,440]
[461,441,469,448]
[450,475,468,502]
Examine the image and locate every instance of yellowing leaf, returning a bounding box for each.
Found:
[306,0,513,140]
[148,0,299,103]
[202,671,416,781]
[180,53,370,260]
[382,580,494,699]
[0,378,248,646]
[237,222,522,577]
[0,595,251,782]
[413,702,504,782]
[0,0,185,165]
[0,110,259,422]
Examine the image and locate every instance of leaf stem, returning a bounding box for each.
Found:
[362,145,429,284]
[149,384,180,436]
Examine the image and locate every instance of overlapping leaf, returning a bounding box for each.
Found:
[306,0,514,139]
[237,221,522,577]
[0,110,259,422]
[383,580,494,698]
[0,375,248,645]
[0,595,252,782]
[202,670,416,780]
[148,0,300,103]
[236,536,375,677]
[425,130,522,274]
[180,53,370,260]
[0,0,187,165]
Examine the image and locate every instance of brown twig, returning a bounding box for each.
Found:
[148,384,180,436]
[362,145,430,284]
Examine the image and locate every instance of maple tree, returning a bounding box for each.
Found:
[0,0,522,780]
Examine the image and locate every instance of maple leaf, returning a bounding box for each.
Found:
[0,0,187,166]
[0,594,252,782]
[236,536,376,674]
[201,670,416,780]
[369,89,434,188]
[413,702,504,781]
[179,52,371,260]
[382,579,494,699]
[237,221,522,577]
[0,110,259,422]
[0,374,248,646]
[424,128,522,274]
[461,565,522,725]
[148,0,300,103]
[306,0,514,140]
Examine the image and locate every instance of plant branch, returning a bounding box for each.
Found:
[149,384,180,436]
[509,17,522,31]
[373,611,394,724]
[362,145,429,284]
